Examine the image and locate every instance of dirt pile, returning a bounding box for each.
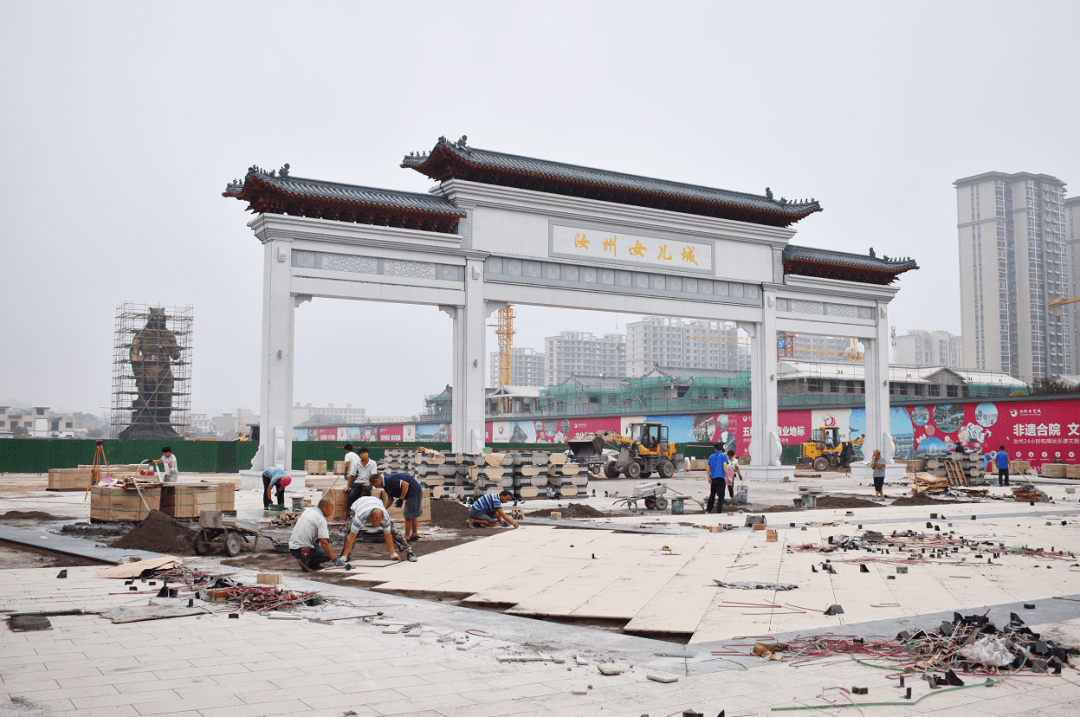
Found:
[814,496,883,509]
[527,503,605,518]
[112,510,196,554]
[431,499,472,529]
[0,510,70,521]
[61,522,131,538]
[890,495,958,506]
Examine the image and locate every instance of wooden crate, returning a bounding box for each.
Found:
[48,468,92,491]
[1066,464,1080,479]
[160,484,218,519]
[215,483,236,513]
[1042,463,1068,478]
[333,460,347,475]
[90,485,162,522]
[323,488,349,522]
[304,460,327,475]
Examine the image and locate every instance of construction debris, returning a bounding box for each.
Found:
[713,580,799,591]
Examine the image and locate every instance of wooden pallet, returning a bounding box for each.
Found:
[944,461,968,486]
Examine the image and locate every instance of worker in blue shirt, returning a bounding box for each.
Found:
[995,445,1010,486]
[706,443,730,514]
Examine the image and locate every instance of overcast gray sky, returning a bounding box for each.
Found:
[2,1,1077,419]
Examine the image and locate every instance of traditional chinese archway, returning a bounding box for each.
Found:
[224,137,917,482]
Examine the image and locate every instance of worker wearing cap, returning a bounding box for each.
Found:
[341,495,416,562]
[262,466,292,509]
[469,491,519,528]
[370,472,424,541]
[288,498,338,572]
[346,446,378,508]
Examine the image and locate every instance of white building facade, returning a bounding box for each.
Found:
[626,317,738,376]
[956,171,1070,380]
[489,347,546,387]
[894,330,963,368]
[544,331,626,385]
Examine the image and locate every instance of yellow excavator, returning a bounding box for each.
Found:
[799,426,863,472]
[569,423,681,480]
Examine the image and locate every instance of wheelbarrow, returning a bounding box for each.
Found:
[613,481,672,510]
[193,511,262,557]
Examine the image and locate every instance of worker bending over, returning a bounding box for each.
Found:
[341,496,416,562]
[469,491,520,529]
[370,472,424,541]
[262,467,292,509]
[288,498,338,572]
[152,447,179,483]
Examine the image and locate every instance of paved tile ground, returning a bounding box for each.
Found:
[2,472,1080,715]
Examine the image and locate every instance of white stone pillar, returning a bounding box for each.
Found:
[259,240,297,475]
[852,302,904,481]
[741,292,792,481]
[439,305,465,451]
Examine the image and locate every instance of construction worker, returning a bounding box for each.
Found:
[370,473,424,541]
[469,491,519,528]
[706,443,729,514]
[152,446,179,483]
[341,495,416,562]
[346,446,378,508]
[288,498,338,572]
[995,445,1011,486]
[871,449,886,499]
[262,467,292,509]
[725,449,741,500]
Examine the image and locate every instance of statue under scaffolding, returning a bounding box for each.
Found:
[111,302,193,440]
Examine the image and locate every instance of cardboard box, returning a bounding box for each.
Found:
[90,485,162,522]
[160,484,218,519]
[257,573,282,585]
[752,523,767,531]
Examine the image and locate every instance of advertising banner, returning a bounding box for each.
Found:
[906,400,1080,469]
[378,425,404,442]
[403,424,416,442]
[293,428,308,442]
[415,423,450,443]
[316,428,337,441]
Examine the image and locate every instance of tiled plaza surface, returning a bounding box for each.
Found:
[2,471,1080,715]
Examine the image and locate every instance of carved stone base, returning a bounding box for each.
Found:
[118,422,181,441]
[743,465,795,482]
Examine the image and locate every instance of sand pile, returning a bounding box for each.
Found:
[0,511,69,521]
[814,496,883,509]
[431,499,472,529]
[527,503,604,518]
[112,510,196,554]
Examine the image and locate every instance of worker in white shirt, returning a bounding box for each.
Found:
[341,495,416,562]
[346,445,378,507]
[288,498,339,571]
[152,446,179,483]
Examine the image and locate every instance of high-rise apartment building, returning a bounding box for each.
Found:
[894,330,963,368]
[956,172,1070,380]
[788,335,861,363]
[626,317,740,377]
[1066,196,1080,375]
[544,332,626,385]
[489,347,546,387]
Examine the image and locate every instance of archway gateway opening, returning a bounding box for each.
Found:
[224,137,917,481]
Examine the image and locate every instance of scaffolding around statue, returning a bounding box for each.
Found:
[110,302,193,440]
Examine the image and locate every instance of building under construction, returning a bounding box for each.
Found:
[110,302,193,440]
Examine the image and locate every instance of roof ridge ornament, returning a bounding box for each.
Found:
[279,163,290,178]
[869,247,876,258]
[766,187,773,200]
